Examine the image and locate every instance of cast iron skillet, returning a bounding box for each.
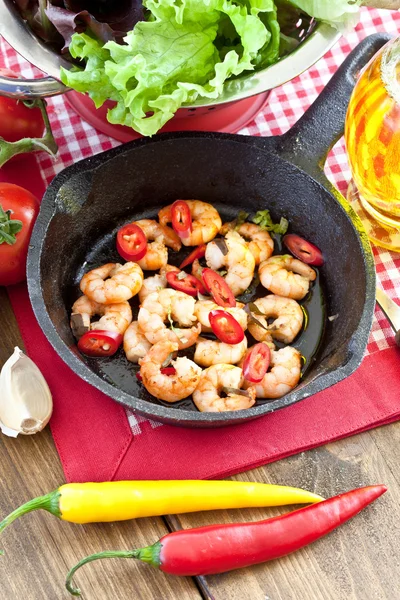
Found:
[27,34,389,428]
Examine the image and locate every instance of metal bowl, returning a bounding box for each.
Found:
[0,0,340,100]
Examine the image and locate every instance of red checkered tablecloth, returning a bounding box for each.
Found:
[1,7,400,437]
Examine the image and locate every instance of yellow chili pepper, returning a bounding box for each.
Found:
[0,480,323,545]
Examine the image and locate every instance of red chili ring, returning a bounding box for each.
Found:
[166,271,207,297]
[202,268,236,308]
[283,234,324,266]
[209,309,244,344]
[242,343,271,383]
[77,330,123,357]
[116,223,147,261]
[171,200,192,239]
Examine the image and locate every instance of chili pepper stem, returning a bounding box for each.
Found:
[66,543,161,596]
[0,490,61,551]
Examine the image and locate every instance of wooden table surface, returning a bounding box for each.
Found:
[0,286,399,600]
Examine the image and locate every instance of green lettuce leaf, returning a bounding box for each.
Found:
[61,0,277,136]
[287,0,361,29]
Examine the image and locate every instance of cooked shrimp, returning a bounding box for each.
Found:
[135,219,181,251]
[131,219,181,271]
[137,237,168,271]
[138,264,180,303]
[220,221,274,264]
[194,336,248,367]
[193,364,256,412]
[259,255,316,300]
[244,346,301,399]
[247,294,303,344]
[138,273,167,304]
[138,288,201,350]
[194,300,248,332]
[205,231,255,296]
[71,295,132,336]
[158,200,222,246]
[139,340,202,402]
[123,321,152,363]
[80,262,143,304]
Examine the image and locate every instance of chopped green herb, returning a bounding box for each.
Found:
[252,210,289,235]
[167,308,179,336]
[234,211,249,230]
[217,270,228,277]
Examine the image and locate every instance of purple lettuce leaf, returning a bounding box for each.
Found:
[13,0,144,53]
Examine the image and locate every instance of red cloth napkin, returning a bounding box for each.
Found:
[3,159,400,483]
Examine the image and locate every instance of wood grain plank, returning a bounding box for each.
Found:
[0,288,201,600]
[175,430,400,600]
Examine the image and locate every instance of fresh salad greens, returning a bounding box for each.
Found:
[14,0,144,50]
[55,0,361,136]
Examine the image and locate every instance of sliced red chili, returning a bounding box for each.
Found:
[77,330,122,357]
[171,200,192,238]
[179,244,206,269]
[209,310,244,344]
[283,234,324,266]
[242,343,270,383]
[166,271,207,296]
[202,268,236,308]
[116,223,147,261]
[136,367,176,381]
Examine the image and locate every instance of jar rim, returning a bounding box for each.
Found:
[381,38,400,105]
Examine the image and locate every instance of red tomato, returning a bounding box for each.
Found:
[116,223,147,261]
[136,367,176,381]
[209,310,244,344]
[77,330,122,357]
[283,234,324,266]
[171,200,192,238]
[179,244,206,269]
[0,68,44,142]
[202,268,236,308]
[242,343,271,383]
[166,271,207,296]
[0,183,39,286]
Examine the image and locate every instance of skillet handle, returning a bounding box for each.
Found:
[275,33,391,179]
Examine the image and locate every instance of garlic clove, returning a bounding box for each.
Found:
[0,347,53,437]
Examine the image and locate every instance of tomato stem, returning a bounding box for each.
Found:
[0,98,58,167]
[0,204,23,245]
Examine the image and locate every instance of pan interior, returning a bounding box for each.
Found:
[36,137,368,416]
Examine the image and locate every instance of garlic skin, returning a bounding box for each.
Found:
[0,347,53,437]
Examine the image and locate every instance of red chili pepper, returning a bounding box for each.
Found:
[77,330,122,357]
[166,271,207,297]
[136,367,176,382]
[171,200,192,239]
[283,234,324,266]
[66,485,386,594]
[209,310,244,344]
[116,223,147,261]
[179,244,207,269]
[202,268,235,308]
[243,343,270,383]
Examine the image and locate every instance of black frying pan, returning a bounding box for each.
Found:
[27,34,389,427]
